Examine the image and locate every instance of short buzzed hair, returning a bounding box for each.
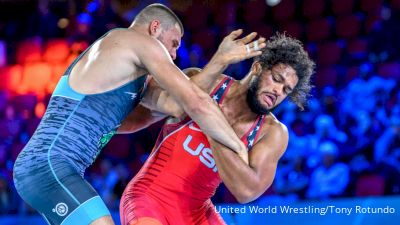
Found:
[134,3,184,35]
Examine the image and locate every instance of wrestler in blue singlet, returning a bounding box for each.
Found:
[13,30,147,225]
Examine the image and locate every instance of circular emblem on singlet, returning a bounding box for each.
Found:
[53,202,68,216]
[98,130,116,150]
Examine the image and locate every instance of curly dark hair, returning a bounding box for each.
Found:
[255,33,315,110]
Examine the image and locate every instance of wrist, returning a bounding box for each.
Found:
[204,55,227,73]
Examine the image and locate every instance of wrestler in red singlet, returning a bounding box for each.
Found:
[120,77,266,225]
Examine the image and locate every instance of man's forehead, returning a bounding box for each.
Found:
[164,25,182,40]
[273,63,294,71]
[271,64,299,86]
[272,64,296,76]
[170,26,182,46]
[173,23,183,37]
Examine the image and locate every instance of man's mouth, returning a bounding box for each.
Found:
[262,93,276,107]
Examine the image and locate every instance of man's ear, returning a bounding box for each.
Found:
[149,20,162,37]
[250,61,262,76]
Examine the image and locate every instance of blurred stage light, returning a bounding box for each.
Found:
[266,0,281,7]
[58,18,69,29]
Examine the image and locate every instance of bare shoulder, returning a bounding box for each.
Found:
[267,113,288,133]
[249,113,289,164]
[105,28,156,48]
[184,68,227,94]
[263,113,288,135]
[257,113,289,154]
[208,74,233,93]
[105,28,171,69]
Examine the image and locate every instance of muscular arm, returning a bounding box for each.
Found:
[139,68,206,117]
[141,31,266,120]
[117,68,212,134]
[206,123,289,203]
[117,104,166,134]
[141,30,265,118]
[134,31,262,153]
[189,30,264,93]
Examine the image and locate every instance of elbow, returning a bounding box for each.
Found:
[184,92,211,116]
[234,189,258,204]
[232,184,261,204]
[168,107,185,119]
[236,197,252,204]
[234,182,273,204]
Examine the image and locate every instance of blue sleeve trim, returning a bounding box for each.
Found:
[61,196,111,225]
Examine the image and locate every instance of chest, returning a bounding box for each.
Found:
[171,118,263,170]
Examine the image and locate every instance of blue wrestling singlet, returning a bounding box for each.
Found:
[13,29,147,225]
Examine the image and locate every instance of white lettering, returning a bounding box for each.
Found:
[183,135,204,155]
[183,135,217,172]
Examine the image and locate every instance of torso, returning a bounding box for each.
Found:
[121,76,267,213]
[14,28,149,175]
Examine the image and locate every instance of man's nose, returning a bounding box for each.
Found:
[273,83,283,96]
[170,50,177,60]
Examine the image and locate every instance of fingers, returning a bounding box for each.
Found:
[236,47,264,63]
[219,29,267,64]
[243,37,267,59]
[245,37,266,57]
[236,32,258,44]
[235,50,263,62]
[247,37,266,51]
[245,44,251,54]
[226,29,243,40]
[244,50,263,59]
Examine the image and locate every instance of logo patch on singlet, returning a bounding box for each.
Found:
[98,129,116,149]
[53,202,68,216]
[124,92,137,100]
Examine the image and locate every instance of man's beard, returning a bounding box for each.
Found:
[246,76,272,115]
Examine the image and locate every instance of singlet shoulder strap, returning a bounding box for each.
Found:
[175,76,235,126]
[209,76,234,104]
[242,114,267,150]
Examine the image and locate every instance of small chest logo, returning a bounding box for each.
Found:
[98,129,116,149]
[124,92,137,100]
[52,202,68,216]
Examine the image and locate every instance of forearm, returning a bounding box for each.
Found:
[191,57,226,92]
[147,64,225,118]
[117,106,166,134]
[140,42,244,152]
[207,138,264,203]
[185,90,245,153]
[160,62,227,118]
[157,82,247,153]
[154,90,184,118]
[148,68,246,152]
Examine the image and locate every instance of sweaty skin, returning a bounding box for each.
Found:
[119,62,298,203]
[105,25,265,153]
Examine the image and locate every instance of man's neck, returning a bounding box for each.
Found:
[129,24,149,35]
[221,80,259,125]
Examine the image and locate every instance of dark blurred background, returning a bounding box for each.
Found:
[0,0,399,224]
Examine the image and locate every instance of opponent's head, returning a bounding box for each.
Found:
[247,33,315,114]
[133,4,183,60]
